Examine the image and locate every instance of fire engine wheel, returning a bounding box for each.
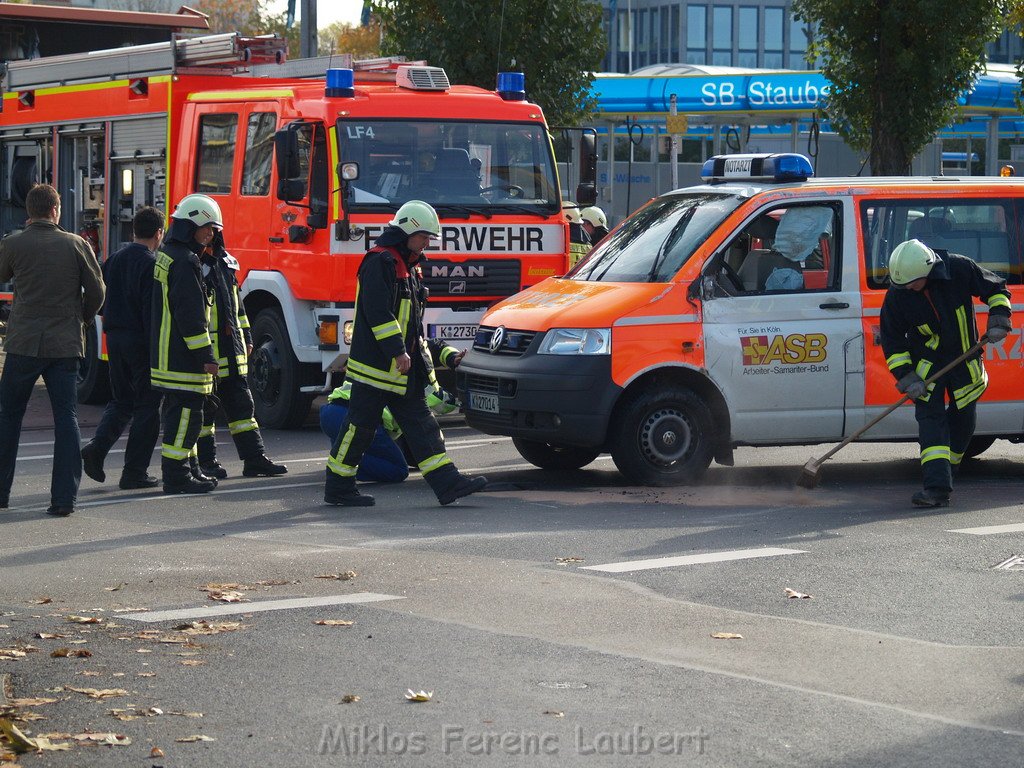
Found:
[77,330,111,405]
[964,435,996,459]
[248,308,313,430]
[512,438,601,471]
[610,387,714,486]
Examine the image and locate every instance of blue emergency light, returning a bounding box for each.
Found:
[497,71,526,101]
[700,153,813,183]
[326,68,355,98]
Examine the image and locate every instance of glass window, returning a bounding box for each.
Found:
[738,51,758,68]
[763,52,783,69]
[241,112,276,197]
[660,7,670,61]
[687,5,706,49]
[790,17,808,55]
[739,7,758,50]
[765,7,783,52]
[195,113,237,195]
[670,5,681,60]
[617,8,631,51]
[638,9,647,51]
[712,51,733,66]
[713,6,732,50]
[860,198,1022,288]
[686,50,707,65]
[571,193,743,283]
[337,119,559,213]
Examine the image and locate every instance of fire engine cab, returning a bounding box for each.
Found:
[0,33,589,428]
[458,153,1024,485]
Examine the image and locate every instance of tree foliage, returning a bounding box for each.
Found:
[319,20,382,60]
[794,0,1004,175]
[371,0,605,126]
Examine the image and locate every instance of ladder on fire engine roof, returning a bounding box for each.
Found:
[248,54,426,81]
[4,32,289,91]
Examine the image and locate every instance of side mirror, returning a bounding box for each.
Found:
[274,126,302,200]
[575,182,597,207]
[277,178,305,201]
[578,130,597,186]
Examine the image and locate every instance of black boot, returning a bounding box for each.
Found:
[81,442,106,483]
[200,460,228,479]
[912,489,950,507]
[324,470,374,507]
[427,466,488,506]
[163,458,216,495]
[119,471,160,490]
[189,456,219,486]
[243,454,288,477]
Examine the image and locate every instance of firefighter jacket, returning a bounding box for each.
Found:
[203,247,251,378]
[568,222,592,268]
[880,250,1011,409]
[345,235,461,395]
[150,237,215,395]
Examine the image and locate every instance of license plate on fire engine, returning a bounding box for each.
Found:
[469,392,499,413]
[428,324,478,341]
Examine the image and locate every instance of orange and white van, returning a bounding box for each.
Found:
[458,153,1024,484]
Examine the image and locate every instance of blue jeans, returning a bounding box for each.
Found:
[320,403,409,483]
[0,354,82,507]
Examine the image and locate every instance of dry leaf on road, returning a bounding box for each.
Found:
[176,734,215,743]
[0,650,26,659]
[64,687,128,700]
[404,689,433,702]
[50,648,91,658]
[711,632,744,640]
[28,598,52,605]
[206,590,245,603]
[33,633,66,640]
[103,584,127,592]
[72,732,131,746]
[8,698,58,708]
[173,620,243,636]
[784,588,814,599]
[150,747,165,757]
[339,695,359,704]
[313,620,354,627]
[254,579,297,586]
[315,571,357,581]
[554,557,585,564]
[542,710,565,717]
[0,718,37,753]
[198,583,248,592]
[180,660,205,667]
[66,616,103,625]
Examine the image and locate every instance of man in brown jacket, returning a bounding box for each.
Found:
[0,184,105,516]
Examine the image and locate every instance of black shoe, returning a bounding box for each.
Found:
[45,505,75,517]
[190,463,218,487]
[199,461,228,480]
[912,489,950,508]
[163,475,217,495]
[119,473,160,490]
[243,454,288,477]
[437,475,488,506]
[81,442,106,483]
[324,487,375,506]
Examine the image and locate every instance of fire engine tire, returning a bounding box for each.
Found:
[964,435,996,459]
[249,308,314,430]
[77,330,111,405]
[610,386,714,486]
[512,438,601,471]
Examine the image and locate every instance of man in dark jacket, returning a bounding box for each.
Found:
[151,194,221,495]
[0,184,105,516]
[81,207,165,490]
[880,238,1012,507]
[195,231,286,479]
[324,199,487,507]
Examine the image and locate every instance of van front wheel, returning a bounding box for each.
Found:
[610,387,714,486]
[512,438,601,471]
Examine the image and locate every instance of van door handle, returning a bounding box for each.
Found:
[269,236,284,243]
[819,301,849,310]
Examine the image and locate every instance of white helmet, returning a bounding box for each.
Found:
[580,206,608,229]
[562,201,582,224]
[888,239,939,285]
[171,194,223,228]
[390,200,441,237]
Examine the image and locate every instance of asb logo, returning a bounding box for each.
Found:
[741,334,827,366]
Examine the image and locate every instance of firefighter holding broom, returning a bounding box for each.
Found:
[880,239,1011,508]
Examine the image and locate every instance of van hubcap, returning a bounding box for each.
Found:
[640,407,692,466]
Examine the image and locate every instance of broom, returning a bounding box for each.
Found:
[795,336,989,489]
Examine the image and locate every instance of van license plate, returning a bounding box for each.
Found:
[429,324,478,340]
[469,392,499,413]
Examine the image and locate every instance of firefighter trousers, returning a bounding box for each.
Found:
[326,380,459,498]
[196,374,264,464]
[159,390,205,481]
[915,379,977,494]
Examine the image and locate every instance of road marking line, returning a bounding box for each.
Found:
[581,547,807,573]
[19,449,125,463]
[120,592,405,622]
[947,522,1024,536]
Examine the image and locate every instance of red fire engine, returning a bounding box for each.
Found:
[0,33,593,427]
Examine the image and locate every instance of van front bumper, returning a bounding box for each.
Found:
[456,350,620,448]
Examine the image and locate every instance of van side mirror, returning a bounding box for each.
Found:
[578,130,597,185]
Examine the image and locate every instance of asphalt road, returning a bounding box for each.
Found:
[1,398,1023,766]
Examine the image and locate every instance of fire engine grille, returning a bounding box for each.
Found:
[473,326,537,356]
[422,259,520,299]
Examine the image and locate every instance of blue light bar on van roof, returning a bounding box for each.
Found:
[497,71,526,101]
[700,153,814,183]
[326,68,355,98]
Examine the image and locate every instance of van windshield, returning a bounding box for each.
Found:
[571,193,743,282]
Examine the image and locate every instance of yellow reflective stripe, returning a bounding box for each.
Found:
[950,450,964,466]
[987,294,1011,310]
[372,319,402,341]
[327,455,358,477]
[199,425,215,438]
[418,452,452,475]
[438,345,458,367]
[161,444,191,460]
[381,407,400,437]
[397,298,411,342]
[916,323,940,351]
[211,300,220,361]
[915,359,933,380]
[955,306,970,354]
[151,368,211,383]
[920,446,951,464]
[886,352,912,371]
[159,281,171,373]
[150,376,213,394]
[184,332,213,350]
[347,358,407,385]
[229,418,258,435]
[327,423,360,476]
[953,372,988,409]
[173,407,192,450]
[346,369,405,394]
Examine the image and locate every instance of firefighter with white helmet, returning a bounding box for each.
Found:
[563,201,591,267]
[880,238,1011,507]
[580,205,609,247]
[150,193,223,494]
[324,199,487,507]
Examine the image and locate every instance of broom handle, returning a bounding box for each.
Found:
[814,337,988,465]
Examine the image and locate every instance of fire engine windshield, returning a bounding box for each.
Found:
[571,192,743,282]
[336,119,560,215]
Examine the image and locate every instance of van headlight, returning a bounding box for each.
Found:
[537,328,611,355]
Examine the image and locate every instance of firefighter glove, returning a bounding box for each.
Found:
[984,314,1011,344]
[896,372,927,401]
